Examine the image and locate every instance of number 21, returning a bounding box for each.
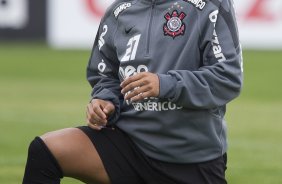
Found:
[121,34,141,62]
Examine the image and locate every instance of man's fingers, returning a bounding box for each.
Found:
[130,91,151,102]
[87,103,107,125]
[86,99,116,129]
[92,104,107,120]
[121,79,146,95]
[103,103,115,115]
[87,103,103,122]
[87,119,102,131]
[124,85,151,101]
[121,72,160,101]
[120,73,144,88]
[86,110,104,131]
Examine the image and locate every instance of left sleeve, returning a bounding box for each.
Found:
[87,14,122,125]
[158,0,243,109]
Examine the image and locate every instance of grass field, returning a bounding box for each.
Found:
[0,42,282,184]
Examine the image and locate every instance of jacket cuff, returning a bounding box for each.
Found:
[157,74,177,99]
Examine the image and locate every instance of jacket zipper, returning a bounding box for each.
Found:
[145,0,156,57]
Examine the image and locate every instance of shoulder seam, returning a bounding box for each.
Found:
[208,0,240,50]
[209,0,221,8]
[217,1,240,49]
[103,0,136,21]
[102,0,131,21]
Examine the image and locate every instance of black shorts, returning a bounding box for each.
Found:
[78,126,227,184]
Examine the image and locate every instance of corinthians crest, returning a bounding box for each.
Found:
[163,10,186,38]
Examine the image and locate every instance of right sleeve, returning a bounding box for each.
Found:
[87,15,122,125]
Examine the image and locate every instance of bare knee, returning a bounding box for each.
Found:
[40,128,110,184]
[40,128,81,158]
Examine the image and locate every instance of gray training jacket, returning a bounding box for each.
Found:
[87,0,243,163]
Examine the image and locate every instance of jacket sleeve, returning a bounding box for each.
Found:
[158,0,243,109]
[87,15,122,125]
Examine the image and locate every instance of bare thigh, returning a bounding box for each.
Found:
[41,128,110,184]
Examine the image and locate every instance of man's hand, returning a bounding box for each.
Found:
[86,99,115,130]
[120,72,160,102]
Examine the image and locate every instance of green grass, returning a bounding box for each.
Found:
[226,50,282,184]
[1,43,282,183]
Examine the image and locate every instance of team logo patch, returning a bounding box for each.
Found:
[163,10,186,39]
[113,3,132,19]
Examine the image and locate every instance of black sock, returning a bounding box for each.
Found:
[22,137,63,184]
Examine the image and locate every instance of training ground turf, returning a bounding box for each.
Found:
[0,42,282,184]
